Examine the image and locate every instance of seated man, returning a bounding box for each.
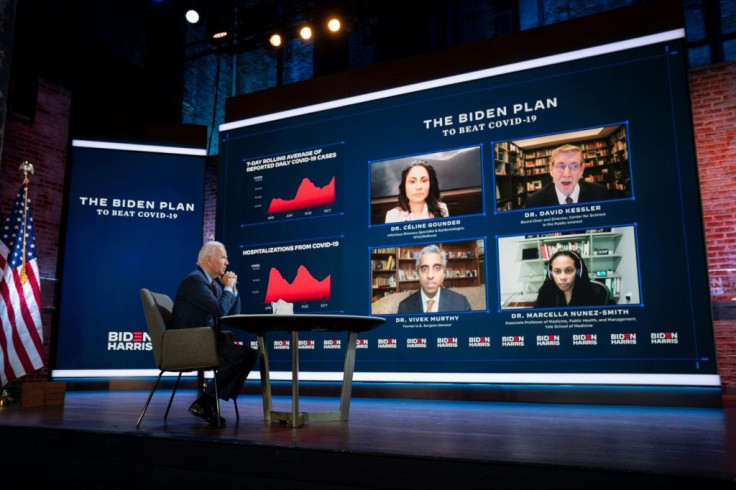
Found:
[398,244,471,313]
[170,241,256,427]
[525,144,609,208]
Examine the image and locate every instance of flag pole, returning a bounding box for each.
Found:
[18,161,35,284]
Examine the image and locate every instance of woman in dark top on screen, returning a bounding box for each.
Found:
[534,250,612,307]
[384,160,448,222]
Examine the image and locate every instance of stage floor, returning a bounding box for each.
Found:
[1,389,735,488]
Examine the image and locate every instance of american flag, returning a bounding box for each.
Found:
[0,183,44,386]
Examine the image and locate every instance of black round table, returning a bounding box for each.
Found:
[220,314,386,427]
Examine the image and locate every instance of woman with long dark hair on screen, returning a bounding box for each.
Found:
[534,250,613,307]
[385,160,448,223]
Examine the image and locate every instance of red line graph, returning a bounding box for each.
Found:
[264,265,331,303]
[267,176,335,213]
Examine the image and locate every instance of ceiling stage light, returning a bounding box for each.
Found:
[327,18,341,33]
[299,26,312,41]
[185,9,200,24]
[270,34,282,47]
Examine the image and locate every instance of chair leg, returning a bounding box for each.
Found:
[212,371,223,428]
[137,371,164,428]
[164,372,183,421]
[197,369,205,392]
[233,398,240,422]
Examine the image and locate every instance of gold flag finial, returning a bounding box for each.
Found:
[19,161,35,183]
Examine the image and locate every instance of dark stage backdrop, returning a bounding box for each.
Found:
[217,29,719,387]
[52,141,206,376]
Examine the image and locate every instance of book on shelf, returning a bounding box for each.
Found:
[540,240,591,259]
[372,257,396,271]
[596,277,621,297]
[373,275,396,287]
[445,268,478,278]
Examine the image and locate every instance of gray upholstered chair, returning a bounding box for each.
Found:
[137,288,237,427]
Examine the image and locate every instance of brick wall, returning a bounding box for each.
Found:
[2,64,735,391]
[0,80,71,378]
[202,155,218,244]
[689,62,736,392]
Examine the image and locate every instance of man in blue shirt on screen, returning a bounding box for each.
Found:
[525,144,609,208]
[170,241,257,427]
[398,244,471,314]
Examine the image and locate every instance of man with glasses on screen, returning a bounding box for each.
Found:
[524,144,609,208]
[397,244,471,314]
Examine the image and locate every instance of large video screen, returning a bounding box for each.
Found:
[217,29,719,386]
[52,141,206,377]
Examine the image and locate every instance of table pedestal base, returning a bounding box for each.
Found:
[257,330,358,428]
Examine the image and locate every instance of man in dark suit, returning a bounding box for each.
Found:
[170,241,256,427]
[525,144,609,208]
[398,244,471,314]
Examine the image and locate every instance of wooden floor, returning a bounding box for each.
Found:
[0,388,735,489]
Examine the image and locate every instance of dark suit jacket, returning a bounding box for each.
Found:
[525,181,609,208]
[170,266,241,329]
[397,288,472,314]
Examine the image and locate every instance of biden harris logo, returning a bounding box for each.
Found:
[324,339,342,350]
[298,340,316,350]
[107,331,152,351]
[502,335,524,347]
[572,334,598,346]
[437,337,458,348]
[274,340,290,350]
[650,332,679,344]
[407,338,427,348]
[536,335,560,347]
[469,336,491,347]
[378,338,397,349]
[611,333,636,345]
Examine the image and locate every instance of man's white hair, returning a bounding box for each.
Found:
[197,241,225,265]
